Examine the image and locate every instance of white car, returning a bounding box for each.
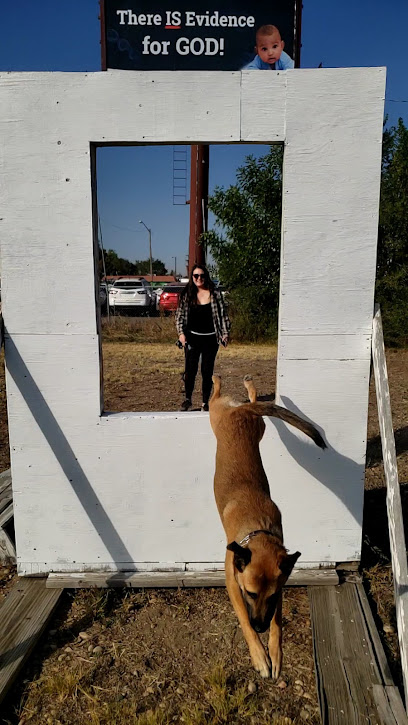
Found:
[108,278,153,314]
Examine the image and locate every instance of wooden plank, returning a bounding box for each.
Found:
[0,578,62,705]
[372,305,408,707]
[0,488,12,515]
[386,686,408,725]
[46,568,338,589]
[309,584,406,724]
[0,470,12,497]
[355,582,394,687]
[372,685,408,725]
[0,502,13,528]
[0,525,15,563]
[372,685,400,725]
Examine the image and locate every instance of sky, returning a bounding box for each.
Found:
[1,0,407,275]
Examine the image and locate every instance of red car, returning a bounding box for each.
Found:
[158,285,185,314]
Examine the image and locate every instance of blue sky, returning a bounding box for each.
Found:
[1,0,407,274]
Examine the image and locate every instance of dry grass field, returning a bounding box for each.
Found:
[0,318,407,724]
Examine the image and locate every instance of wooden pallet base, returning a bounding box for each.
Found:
[0,578,63,705]
[309,583,408,724]
[45,568,340,589]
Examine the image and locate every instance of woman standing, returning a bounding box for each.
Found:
[176,264,230,411]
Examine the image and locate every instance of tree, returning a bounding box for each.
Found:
[377,118,408,344]
[134,258,168,275]
[103,249,137,276]
[203,146,283,340]
[204,123,408,345]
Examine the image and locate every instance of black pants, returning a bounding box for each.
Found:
[184,333,219,404]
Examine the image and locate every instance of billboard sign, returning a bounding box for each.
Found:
[101,1,301,71]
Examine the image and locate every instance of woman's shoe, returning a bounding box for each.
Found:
[201,403,209,412]
[180,399,192,411]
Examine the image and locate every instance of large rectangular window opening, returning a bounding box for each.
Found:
[93,143,283,413]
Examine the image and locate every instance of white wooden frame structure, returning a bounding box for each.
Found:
[0,68,385,576]
[372,306,408,705]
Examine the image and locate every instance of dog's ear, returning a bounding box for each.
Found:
[227,541,252,572]
[279,551,301,577]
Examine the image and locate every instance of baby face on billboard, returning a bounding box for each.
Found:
[256,28,285,66]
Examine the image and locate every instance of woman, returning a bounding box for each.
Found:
[176,264,230,411]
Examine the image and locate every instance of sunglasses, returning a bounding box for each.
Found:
[193,273,205,280]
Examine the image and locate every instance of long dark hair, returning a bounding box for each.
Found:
[181,264,215,305]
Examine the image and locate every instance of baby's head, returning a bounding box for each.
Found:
[255,25,285,66]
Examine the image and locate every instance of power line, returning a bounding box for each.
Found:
[99,217,144,234]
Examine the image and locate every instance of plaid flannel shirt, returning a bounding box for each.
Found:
[175,289,231,344]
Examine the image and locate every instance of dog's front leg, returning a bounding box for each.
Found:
[268,592,282,680]
[225,554,271,678]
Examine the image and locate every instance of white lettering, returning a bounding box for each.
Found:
[116,9,162,26]
[142,36,170,55]
[176,37,190,54]
[185,12,195,26]
[142,35,151,54]
[176,37,223,56]
[183,11,254,28]
[116,10,128,24]
[190,37,205,55]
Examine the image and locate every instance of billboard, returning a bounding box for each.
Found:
[101,1,301,71]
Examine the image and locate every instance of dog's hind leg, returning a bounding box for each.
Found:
[225,552,271,678]
[268,592,283,681]
[211,374,222,400]
[243,375,257,403]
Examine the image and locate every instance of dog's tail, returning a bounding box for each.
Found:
[244,402,326,450]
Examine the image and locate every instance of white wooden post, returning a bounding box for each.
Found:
[372,304,408,709]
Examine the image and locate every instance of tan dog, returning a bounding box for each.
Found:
[209,375,326,679]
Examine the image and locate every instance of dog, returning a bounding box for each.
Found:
[209,374,326,679]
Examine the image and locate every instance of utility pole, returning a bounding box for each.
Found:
[139,219,153,282]
[188,145,208,274]
[173,256,177,277]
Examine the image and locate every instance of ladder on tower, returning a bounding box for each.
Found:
[172,146,188,205]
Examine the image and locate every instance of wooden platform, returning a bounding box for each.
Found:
[0,469,15,563]
[46,568,340,588]
[0,578,63,705]
[309,583,408,724]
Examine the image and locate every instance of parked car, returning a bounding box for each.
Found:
[109,278,154,314]
[158,284,185,314]
[99,283,107,309]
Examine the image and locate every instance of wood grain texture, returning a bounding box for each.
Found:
[45,568,338,589]
[0,68,385,573]
[0,469,14,563]
[0,578,62,705]
[241,70,286,141]
[309,584,408,724]
[0,71,240,336]
[372,306,408,708]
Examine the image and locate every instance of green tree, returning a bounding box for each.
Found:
[377,118,408,345]
[203,146,283,340]
[103,249,137,276]
[134,258,168,275]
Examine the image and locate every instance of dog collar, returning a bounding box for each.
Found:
[239,529,282,548]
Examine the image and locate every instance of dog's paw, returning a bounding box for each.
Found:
[250,643,271,679]
[268,643,282,681]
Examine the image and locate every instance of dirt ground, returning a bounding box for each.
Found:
[0,329,407,724]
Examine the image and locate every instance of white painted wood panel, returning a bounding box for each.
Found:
[241,70,286,142]
[279,67,385,336]
[372,307,408,706]
[0,68,385,573]
[0,71,240,335]
[279,335,371,361]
